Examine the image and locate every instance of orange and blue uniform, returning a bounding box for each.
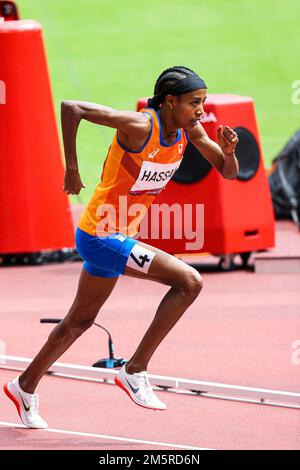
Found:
[75,107,189,278]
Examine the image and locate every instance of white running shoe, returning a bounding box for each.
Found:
[114,364,167,411]
[3,377,48,429]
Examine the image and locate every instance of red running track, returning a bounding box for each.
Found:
[0,259,300,449]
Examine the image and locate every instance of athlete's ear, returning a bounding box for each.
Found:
[165,94,175,110]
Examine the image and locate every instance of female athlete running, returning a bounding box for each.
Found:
[4,66,239,428]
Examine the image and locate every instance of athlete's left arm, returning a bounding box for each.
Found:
[186,123,239,179]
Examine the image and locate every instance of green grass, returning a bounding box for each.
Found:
[17,0,300,204]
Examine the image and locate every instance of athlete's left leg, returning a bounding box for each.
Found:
[122,240,204,374]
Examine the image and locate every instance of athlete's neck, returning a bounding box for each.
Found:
[158,107,178,142]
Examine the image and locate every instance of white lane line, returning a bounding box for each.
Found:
[0,421,214,450]
[0,341,6,363]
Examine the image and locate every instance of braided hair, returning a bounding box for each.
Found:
[147,66,201,110]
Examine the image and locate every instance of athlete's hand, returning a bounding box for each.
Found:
[217,125,239,155]
[63,168,86,195]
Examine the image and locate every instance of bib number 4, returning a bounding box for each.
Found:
[130,252,151,268]
[126,244,156,274]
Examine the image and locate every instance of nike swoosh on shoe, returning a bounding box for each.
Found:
[19,392,31,412]
[125,378,139,394]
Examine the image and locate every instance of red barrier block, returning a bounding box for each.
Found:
[0,20,74,253]
[136,95,275,256]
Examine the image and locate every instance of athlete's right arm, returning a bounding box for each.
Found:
[61,100,149,135]
[61,100,148,195]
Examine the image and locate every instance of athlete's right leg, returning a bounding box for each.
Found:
[113,241,204,411]
[18,267,118,394]
[123,241,204,374]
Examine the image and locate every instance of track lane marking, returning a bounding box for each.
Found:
[0,421,214,450]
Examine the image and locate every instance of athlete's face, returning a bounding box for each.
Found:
[172,88,207,129]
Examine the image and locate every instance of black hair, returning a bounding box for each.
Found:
[147,65,201,110]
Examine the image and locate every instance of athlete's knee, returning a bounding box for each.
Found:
[179,268,203,299]
[63,306,98,336]
[46,305,98,349]
[67,315,96,334]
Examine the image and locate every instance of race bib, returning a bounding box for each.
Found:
[129,159,182,195]
[126,244,156,274]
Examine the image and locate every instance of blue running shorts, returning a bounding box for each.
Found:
[75,227,139,278]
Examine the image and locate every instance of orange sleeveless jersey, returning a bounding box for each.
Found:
[78,107,189,238]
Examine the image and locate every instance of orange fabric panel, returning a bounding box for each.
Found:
[78,108,188,237]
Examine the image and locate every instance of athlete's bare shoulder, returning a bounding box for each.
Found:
[117,111,152,152]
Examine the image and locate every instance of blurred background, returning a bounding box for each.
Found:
[16,0,300,204]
